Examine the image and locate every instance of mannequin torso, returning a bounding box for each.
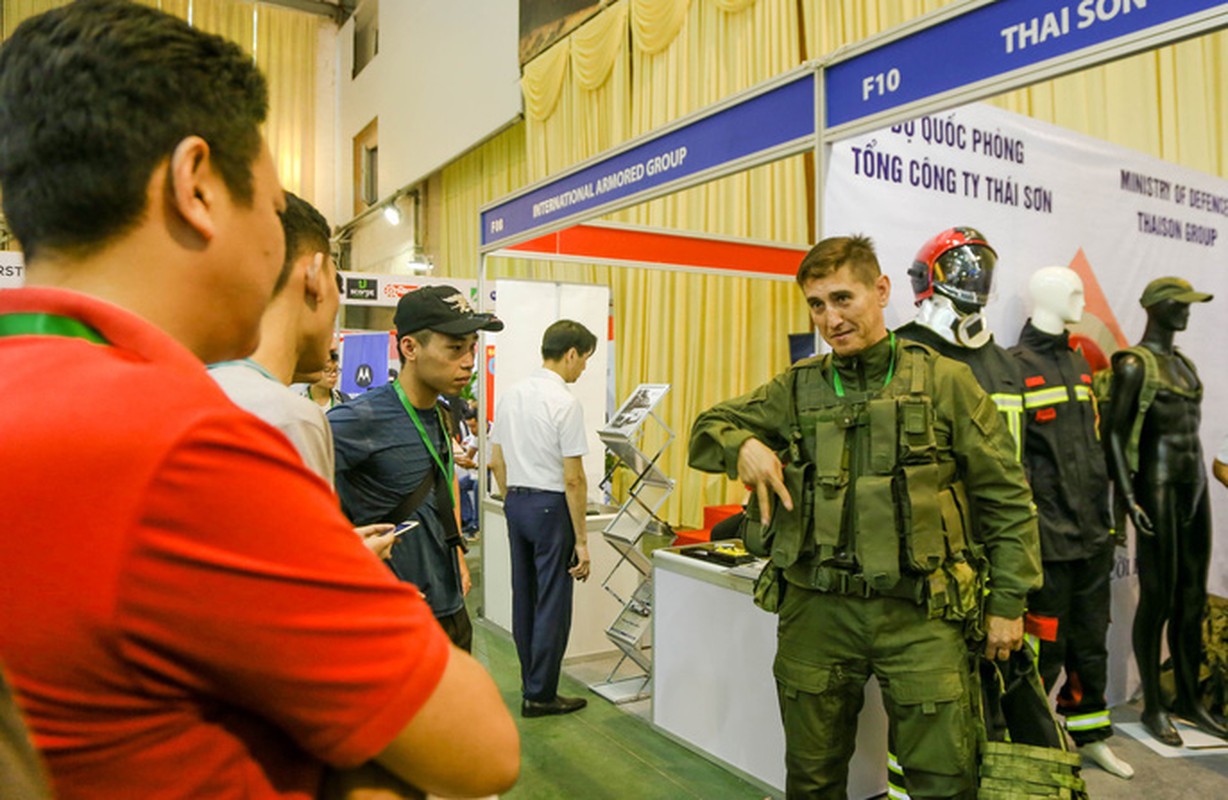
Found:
[1136,349,1203,486]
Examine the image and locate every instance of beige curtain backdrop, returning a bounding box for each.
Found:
[439,0,1228,528]
[8,1,1219,525]
[1,0,319,202]
[442,0,813,526]
[256,4,318,199]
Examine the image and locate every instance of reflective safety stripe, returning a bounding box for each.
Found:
[990,393,1024,411]
[1065,710,1111,730]
[991,394,1025,461]
[1073,385,1091,402]
[887,751,911,799]
[1023,387,1070,408]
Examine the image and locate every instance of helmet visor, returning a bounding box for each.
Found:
[933,244,997,307]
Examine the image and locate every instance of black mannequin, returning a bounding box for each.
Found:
[1105,278,1227,745]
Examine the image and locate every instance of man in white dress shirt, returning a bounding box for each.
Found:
[490,320,598,717]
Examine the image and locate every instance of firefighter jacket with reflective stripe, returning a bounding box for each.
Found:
[1009,321,1112,561]
[689,334,1041,619]
[896,322,1026,459]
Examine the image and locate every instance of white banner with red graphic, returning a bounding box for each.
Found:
[339,272,480,308]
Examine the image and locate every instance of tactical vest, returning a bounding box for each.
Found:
[1095,345,1201,474]
[747,342,976,606]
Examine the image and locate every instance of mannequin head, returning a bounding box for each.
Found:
[1139,276,1211,333]
[908,226,998,348]
[1147,298,1191,332]
[1028,266,1084,335]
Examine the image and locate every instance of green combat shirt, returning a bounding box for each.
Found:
[689,335,1041,619]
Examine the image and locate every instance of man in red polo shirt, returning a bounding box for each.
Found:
[0,2,518,799]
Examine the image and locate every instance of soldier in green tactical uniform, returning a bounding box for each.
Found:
[689,235,1041,799]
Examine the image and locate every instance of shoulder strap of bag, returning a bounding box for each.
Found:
[384,466,468,552]
[432,468,466,552]
[1124,345,1158,473]
[384,468,436,525]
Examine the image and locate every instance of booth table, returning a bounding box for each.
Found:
[652,547,888,799]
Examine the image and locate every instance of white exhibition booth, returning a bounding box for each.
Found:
[478,278,637,662]
[475,2,1228,796]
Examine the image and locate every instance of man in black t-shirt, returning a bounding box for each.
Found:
[331,286,503,651]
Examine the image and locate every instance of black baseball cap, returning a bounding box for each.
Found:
[394,285,503,337]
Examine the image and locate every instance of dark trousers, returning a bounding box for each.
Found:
[438,606,473,653]
[1032,543,1114,744]
[458,472,478,531]
[505,489,575,702]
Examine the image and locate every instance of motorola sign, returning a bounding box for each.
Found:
[354,364,374,388]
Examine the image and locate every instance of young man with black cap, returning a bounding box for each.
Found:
[331,285,503,651]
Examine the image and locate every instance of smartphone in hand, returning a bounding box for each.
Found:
[392,520,420,537]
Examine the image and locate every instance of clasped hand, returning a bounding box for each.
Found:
[983,614,1023,661]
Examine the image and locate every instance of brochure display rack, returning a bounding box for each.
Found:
[591,384,674,704]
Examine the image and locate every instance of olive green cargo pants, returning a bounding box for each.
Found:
[774,585,978,800]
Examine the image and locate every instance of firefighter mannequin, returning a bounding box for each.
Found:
[1105,277,1227,746]
[1010,267,1132,778]
[898,227,1026,455]
[898,229,1065,762]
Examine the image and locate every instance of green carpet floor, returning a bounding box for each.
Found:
[470,619,768,799]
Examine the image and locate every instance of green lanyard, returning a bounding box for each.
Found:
[392,380,454,484]
[0,312,108,344]
[832,332,896,398]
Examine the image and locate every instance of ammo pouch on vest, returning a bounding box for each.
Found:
[796,346,980,613]
[926,551,983,626]
[752,563,783,613]
[809,395,969,593]
[744,460,814,568]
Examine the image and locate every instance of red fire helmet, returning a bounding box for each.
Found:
[908,226,998,309]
